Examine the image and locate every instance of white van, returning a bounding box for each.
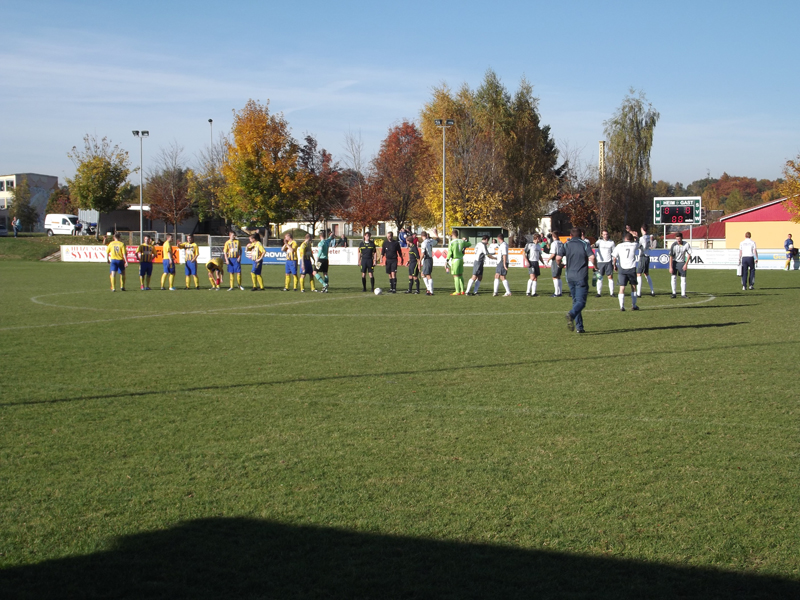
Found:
[44,214,79,236]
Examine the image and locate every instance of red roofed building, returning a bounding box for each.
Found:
[666,198,799,249]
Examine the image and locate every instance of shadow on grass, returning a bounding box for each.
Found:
[583,322,746,336]
[1,518,797,600]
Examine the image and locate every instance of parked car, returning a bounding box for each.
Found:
[44,214,79,236]
[0,223,7,237]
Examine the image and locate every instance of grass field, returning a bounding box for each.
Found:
[1,261,799,599]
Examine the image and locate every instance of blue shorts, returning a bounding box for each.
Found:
[301,258,313,274]
[163,260,175,274]
[185,261,198,276]
[139,262,153,277]
[110,259,125,273]
[227,258,241,274]
[285,261,297,275]
[252,261,263,275]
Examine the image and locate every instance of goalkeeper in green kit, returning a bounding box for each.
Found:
[448,229,471,295]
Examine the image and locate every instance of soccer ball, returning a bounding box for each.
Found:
[374,288,383,295]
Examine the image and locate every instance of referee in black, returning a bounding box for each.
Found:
[358,232,378,292]
[381,231,404,294]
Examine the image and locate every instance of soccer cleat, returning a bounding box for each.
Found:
[576,329,586,334]
[301,289,306,293]
[671,294,676,298]
[282,288,289,292]
[111,289,116,292]
[120,288,126,292]
[681,295,688,298]
[596,294,601,298]
[550,294,561,298]
[503,292,512,296]
[650,292,655,297]
[531,293,538,297]
[414,290,420,294]
[620,307,625,312]
[160,287,165,290]
[251,287,258,292]
[526,292,531,297]
[566,313,575,332]
[493,292,499,297]
[228,288,234,291]
[632,306,640,311]
[426,291,433,296]
[141,285,145,291]
[404,290,412,294]
[749,285,754,290]
[169,287,176,291]
[451,291,460,296]
[239,286,245,290]
[145,287,151,290]
[742,286,746,291]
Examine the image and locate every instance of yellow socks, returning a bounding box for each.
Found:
[293,275,299,290]
[121,273,126,289]
[186,276,191,288]
[256,275,264,289]
[236,274,242,287]
[169,274,175,288]
[285,275,290,289]
[110,274,116,291]
[161,273,167,288]
[193,275,199,288]
[251,273,257,288]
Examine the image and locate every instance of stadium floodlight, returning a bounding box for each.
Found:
[209,119,213,147]
[132,130,150,243]
[435,118,454,244]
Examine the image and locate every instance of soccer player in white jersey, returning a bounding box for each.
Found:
[492,234,512,296]
[419,231,438,295]
[545,231,565,297]
[669,232,692,298]
[637,225,656,297]
[523,233,544,296]
[593,230,615,297]
[739,231,758,290]
[612,232,640,311]
[466,235,490,295]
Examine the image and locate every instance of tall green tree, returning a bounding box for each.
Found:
[603,89,660,231]
[66,135,132,237]
[45,185,77,215]
[8,179,40,231]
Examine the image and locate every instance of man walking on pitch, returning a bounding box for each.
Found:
[785,234,795,271]
[523,233,544,297]
[160,233,176,290]
[492,233,511,296]
[381,231,403,293]
[419,231,438,295]
[613,232,640,311]
[637,225,655,297]
[739,232,758,290]
[106,232,128,292]
[593,230,615,297]
[559,228,595,333]
[247,233,265,291]
[135,234,155,290]
[466,235,491,295]
[448,229,470,295]
[669,232,692,298]
[359,232,378,292]
[313,230,336,292]
[224,230,244,291]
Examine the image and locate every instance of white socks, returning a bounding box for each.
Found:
[494,279,500,293]
[596,281,602,295]
[425,278,433,293]
[637,275,654,296]
[631,289,637,306]
[618,292,625,308]
[681,278,686,295]
[503,280,510,294]
[474,280,480,293]
[553,279,562,295]
[607,279,614,296]
[531,280,537,295]
[528,280,533,294]
[466,279,474,294]
[671,275,677,294]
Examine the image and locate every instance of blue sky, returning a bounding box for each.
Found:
[2,0,798,186]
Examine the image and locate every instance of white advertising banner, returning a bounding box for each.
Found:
[61,245,107,262]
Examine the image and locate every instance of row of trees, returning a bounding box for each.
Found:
[62,73,800,241]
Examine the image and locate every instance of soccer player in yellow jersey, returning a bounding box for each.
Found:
[178,234,200,289]
[160,234,176,290]
[206,257,224,290]
[281,233,299,291]
[106,232,128,292]
[223,230,244,291]
[135,235,155,290]
[246,233,266,291]
[297,234,317,293]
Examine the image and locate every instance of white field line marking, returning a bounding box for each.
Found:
[9,292,717,332]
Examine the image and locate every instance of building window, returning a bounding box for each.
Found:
[0,181,4,191]
[6,180,14,190]
[378,222,386,236]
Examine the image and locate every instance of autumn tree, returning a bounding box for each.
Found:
[777,155,800,222]
[8,179,40,231]
[372,121,433,231]
[145,143,193,234]
[220,99,300,232]
[296,135,348,235]
[67,135,132,237]
[45,185,77,215]
[340,131,385,234]
[189,133,228,223]
[603,89,659,230]
[557,143,600,232]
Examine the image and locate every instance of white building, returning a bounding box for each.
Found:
[0,173,59,231]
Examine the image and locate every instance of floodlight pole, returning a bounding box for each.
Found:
[132,130,149,243]
[209,119,213,147]
[435,119,454,246]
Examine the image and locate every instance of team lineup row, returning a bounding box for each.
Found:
[103,226,698,304]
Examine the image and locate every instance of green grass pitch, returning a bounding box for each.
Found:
[1,261,798,598]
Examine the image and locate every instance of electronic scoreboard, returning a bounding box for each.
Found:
[653,197,702,225]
